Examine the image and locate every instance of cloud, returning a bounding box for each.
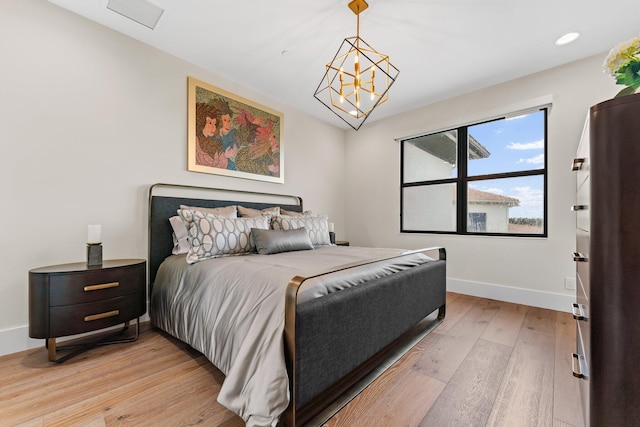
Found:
[509,186,544,218]
[513,186,543,205]
[517,154,545,164]
[507,139,544,150]
[483,187,504,195]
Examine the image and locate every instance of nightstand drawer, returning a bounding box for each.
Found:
[49,264,143,306]
[49,295,141,337]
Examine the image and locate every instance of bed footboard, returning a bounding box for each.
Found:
[282,247,446,426]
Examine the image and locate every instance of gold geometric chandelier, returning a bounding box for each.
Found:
[314,0,399,130]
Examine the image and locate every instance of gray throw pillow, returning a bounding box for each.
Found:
[252,227,314,255]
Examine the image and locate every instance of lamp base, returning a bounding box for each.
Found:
[87,244,103,267]
[329,232,336,245]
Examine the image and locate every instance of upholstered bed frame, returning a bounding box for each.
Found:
[148,183,446,426]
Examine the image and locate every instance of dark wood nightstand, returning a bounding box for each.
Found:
[336,240,350,246]
[29,259,146,362]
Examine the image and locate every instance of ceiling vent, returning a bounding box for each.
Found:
[107,0,164,30]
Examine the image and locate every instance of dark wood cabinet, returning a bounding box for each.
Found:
[29,259,146,362]
[573,93,640,425]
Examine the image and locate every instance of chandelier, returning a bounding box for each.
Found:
[314,0,399,130]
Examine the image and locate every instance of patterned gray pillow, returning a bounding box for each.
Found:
[173,205,238,255]
[180,210,269,264]
[271,214,331,246]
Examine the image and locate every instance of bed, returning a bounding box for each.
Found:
[148,183,446,426]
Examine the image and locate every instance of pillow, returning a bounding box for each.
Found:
[180,204,237,218]
[252,227,314,255]
[237,205,280,218]
[280,209,313,217]
[182,210,270,264]
[172,205,237,255]
[169,215,190,255]
[271,214,332,246]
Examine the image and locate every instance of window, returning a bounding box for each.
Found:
[400,108,547,236]
[468,213,487,232]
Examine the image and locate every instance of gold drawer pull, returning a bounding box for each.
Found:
[84,310,119,322]
[84,282,119,292]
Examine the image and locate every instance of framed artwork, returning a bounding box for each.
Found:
[187,77,284,183]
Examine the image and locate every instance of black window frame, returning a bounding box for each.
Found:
[400,108,548,237]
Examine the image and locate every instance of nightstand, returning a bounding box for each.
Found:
[29,259,146,362]
[336,240,350,246]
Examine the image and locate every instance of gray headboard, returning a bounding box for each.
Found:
[148,183,303,291]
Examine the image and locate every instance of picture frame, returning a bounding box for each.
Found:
[187,77,284,183]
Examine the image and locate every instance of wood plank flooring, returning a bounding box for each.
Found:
[0,293,584,426]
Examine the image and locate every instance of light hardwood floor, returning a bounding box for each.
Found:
[1,292,584,426]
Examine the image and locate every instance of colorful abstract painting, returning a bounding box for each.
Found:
[187,77,284,183]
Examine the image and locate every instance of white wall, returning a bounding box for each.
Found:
[0,0,346,355]
[344,53,620,311]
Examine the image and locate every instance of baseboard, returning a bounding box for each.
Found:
[447,278,573,313]
[0,313,151,358]
[0,325,43,357]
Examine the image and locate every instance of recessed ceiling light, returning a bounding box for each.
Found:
[555,32,580,46]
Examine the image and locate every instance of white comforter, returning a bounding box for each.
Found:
[150,246,430,426]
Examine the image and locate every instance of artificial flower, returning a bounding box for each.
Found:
[603,35,640,97]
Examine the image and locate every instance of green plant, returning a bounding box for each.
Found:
[604,35,640,97]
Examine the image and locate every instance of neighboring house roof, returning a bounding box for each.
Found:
[468,188,520,207]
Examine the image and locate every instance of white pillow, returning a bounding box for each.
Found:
[180,204,237,217]
[181,211,269,264]
[169,216,191,255]
[271,214,331,246]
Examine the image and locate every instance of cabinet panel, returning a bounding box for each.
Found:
[576,272,589,373]
[576,229,589,298]
[49,295,140,337]
[49,264,143,306]
[576,320,589,426]
[576,176,590,233]
[574,111,591,426]
[582,93,640,425]
[575,117,590,189]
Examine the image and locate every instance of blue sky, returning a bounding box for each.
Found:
[464,110,545,219]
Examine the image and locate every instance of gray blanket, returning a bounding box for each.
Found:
[150,246,430,426]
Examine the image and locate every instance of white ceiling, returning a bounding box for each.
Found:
[48,0,640,129]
